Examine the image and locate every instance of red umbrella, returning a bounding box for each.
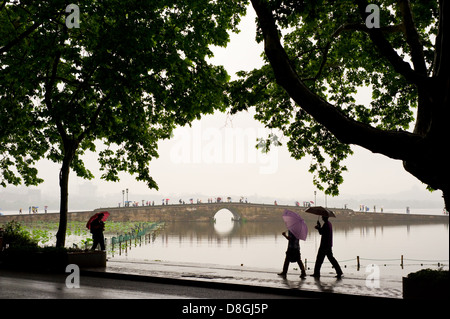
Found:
[86,211,110,229]
[282,209,308,241]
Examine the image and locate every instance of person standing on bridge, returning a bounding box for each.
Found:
[278,230,307,279]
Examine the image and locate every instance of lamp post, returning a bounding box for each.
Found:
[126,188,129,207]
[122,190,125,207]
[314,191,317,206]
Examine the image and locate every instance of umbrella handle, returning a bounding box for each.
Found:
[315,217,321,229]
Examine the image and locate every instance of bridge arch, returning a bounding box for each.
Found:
[212,205,241,221]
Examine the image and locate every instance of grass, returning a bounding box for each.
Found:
[17,221,161,248]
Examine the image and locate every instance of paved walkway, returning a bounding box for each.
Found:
[83,259,403,299]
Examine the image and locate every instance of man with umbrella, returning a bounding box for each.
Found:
[311,215,343,279]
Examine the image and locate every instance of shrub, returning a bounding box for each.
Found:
[407,268,449,282]
[403,268,449,299]
[1,220,38,248]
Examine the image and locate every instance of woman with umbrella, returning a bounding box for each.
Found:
[278,210,307,279]
[87,212,109,251]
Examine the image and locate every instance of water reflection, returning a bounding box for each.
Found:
[113,219,449,277]
[213,209,235,236]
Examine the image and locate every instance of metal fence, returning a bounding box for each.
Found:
[109,222,164,256]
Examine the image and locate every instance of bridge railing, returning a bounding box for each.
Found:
[109,222,164,256]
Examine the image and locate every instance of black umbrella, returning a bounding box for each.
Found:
[305,206,336,218]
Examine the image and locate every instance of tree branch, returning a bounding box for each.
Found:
[77,94,109,143]
[311,22,405,84]
[44,50,68,143]
[67,65,99,108]
[250,0,421,161]
[398,0,427,75]
[0,20,42,54]
[0,0,7,12]
[354,0,428,86]
[432,0,450,79]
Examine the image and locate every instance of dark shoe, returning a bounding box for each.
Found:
[335,273,343,279]
[300,272,307,279]
[277,272,287,279]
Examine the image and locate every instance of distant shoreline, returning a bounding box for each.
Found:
[1,206,448,217]
[1,203,448,226]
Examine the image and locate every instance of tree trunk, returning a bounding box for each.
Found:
[55,143,77,248]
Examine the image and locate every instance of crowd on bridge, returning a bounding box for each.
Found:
[119,196,251,208]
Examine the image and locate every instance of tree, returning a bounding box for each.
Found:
[0,0,247,247]
[230,0,450,209]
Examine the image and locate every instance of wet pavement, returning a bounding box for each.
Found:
[82,259,403,299]
[1,268,298,299]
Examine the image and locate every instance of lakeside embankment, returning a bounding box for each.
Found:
[0,203,448,225]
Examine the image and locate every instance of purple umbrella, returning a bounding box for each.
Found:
[282,209,308,241]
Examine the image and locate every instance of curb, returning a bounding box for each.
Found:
[80,268,401,301]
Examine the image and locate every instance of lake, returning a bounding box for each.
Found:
[110,209,449,278]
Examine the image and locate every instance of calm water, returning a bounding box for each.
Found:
[2,208,448,278]
[111,210,449,278]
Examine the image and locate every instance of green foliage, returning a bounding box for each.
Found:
[1,220,38,248]
[80,237,93,248]
[1,0,248,246]
[230,0,439,196]
[18,220,158,247]
[0,0,248,189]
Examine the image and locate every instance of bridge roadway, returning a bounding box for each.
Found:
[0,202,448,224]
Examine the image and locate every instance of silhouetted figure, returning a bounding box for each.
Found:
[278,230,306,279]
[90,213,105,251]
[311,216,343,278]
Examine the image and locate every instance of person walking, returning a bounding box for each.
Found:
[278,230,307,279]
[90,213,106,251]
[311,216,343,278]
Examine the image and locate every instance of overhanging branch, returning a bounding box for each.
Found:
[432,0,450,80]
[354,0,428,86]
[398,0,427,75]
[250,0,421,161]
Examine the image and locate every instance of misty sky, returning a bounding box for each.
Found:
[1,7,444,211]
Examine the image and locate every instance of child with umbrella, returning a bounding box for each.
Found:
[278,210,307,279]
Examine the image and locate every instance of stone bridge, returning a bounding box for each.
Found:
[1,203,447,224]
[99,203,320,223]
